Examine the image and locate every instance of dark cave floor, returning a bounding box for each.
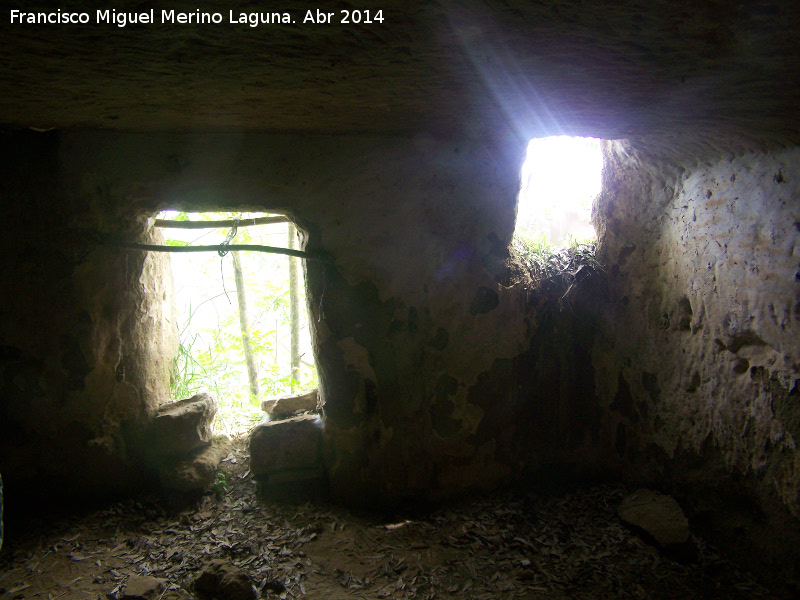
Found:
[0,440,786,600]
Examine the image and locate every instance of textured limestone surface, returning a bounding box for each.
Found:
[0,0,798,583]
[0,131,605,507]
[593,141,800,579]
[0,135,178,501]
[1,127,798,585]
[54,130,550,502]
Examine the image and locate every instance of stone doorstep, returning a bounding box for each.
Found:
[249,413,322,476]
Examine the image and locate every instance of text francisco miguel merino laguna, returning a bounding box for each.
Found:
[8,8,385,27]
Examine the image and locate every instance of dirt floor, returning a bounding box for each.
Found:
[0,438,785,600]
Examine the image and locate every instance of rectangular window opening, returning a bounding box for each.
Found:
[513,136,604,284]
[155,210,319,438]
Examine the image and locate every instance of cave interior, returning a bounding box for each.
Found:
[0,0,799,597]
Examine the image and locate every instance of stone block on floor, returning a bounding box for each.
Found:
[146,393,217,458]
[249,413,322,481]
[618,488,696,561]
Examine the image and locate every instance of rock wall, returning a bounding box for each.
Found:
[91,130,605,503]
[0,131,177,504]
[593,141,800,580]
[3,129,798,582]
[0,130,608,508]
[306,237,605,505]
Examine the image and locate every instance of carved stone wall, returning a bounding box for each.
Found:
[0,131,177,503]
[593,141,800,580]
[0,130,798,582]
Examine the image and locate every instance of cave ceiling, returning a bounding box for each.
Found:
[0,0,799,155]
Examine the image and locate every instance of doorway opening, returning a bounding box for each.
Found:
[156,211,318,437]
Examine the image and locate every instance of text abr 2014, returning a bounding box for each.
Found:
[9,9,385,27]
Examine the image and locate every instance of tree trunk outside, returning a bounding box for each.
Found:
[231,251,260,402]
[288,224,301,390]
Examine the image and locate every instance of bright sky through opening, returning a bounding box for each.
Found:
[517,136,603,247]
